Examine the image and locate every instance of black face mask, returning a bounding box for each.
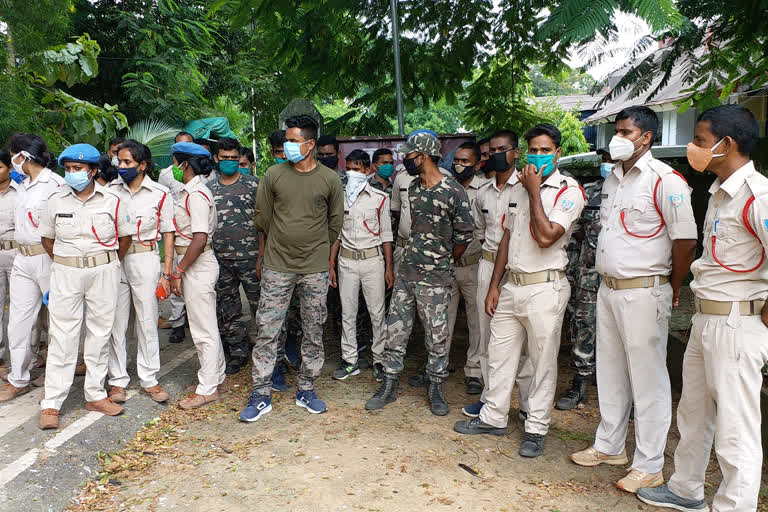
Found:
[403,155,422,176]
[487,151,511,173]
[318,155,339,169]
[451,163,475,183]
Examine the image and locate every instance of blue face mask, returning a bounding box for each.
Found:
[238,167,251,175]
[65,170,92,192]
[275,157,288,165]
[600,162,614,179]
[283,141,308,163]
[527,153,556,177]
[118,166,139,184]
[9,169,25,184]
[376,164,394,179]
[219,160,239,176]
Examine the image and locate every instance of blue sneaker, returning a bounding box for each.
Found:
[295,390,327,414]
[239,392,272,422]
[637,484,709,512]
[462,401,484,418]
[270,364,287,392]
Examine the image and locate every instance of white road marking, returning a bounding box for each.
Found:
[0,347,197,489]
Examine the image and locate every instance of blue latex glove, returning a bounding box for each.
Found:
[43,291,49,306]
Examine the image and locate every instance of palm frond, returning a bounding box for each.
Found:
[126,119,180,161]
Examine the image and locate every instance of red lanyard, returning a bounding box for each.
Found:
[174,191,210,240]
[27,211,38,228]
[620,171,686,239]
[137,192,167,246]
[711,195,765,273]
[92,198,120,247]
[363,197,387,236]
[529,184,585,240]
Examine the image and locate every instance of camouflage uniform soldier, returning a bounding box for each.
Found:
[366,131,474,416]
[209,138,261,376]
[557,177,604,410]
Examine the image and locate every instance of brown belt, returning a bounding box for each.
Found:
[126,242,156,255]
[695,297,765,316]
[601,275,669,290]
[174,244,212,255]
[53,251,117,269]
[481,250,496,263]
[340,246,381,261]
[457,252,481,267]
[17,244,46,257]
[0,240,18,251]
[506,269,564,286]
[396,239,408,248]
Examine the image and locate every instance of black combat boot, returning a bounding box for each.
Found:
[365,376,398,410]
[555,374,589,411]
[428,380,449,416]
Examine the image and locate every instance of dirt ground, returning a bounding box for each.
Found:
[68,314,768,512]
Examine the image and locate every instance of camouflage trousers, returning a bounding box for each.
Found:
[215,258,260,359]
[251,269,328,395]
[382,279,451,382]
[568,286,597,376]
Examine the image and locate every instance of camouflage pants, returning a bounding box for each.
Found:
[382,279,451,382]
[569,286,597,376]
[215,258,260,359]
[251,269,328,395]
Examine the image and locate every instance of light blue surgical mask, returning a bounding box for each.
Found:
[284,141,308,163]
[218,160,239,176]
[600,162,614,179]
[65,170,92,192]
[527,153,556,177]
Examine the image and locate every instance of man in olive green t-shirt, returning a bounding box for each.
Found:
[241,115,344,422]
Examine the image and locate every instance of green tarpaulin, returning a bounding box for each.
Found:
[184,117,238,141]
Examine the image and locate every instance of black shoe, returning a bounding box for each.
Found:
[427,380,449,416]
[555,374,589,411]
[365,377,398,410]
[454,417,508,436]
[519,432,544,458]
[466,377,483,395]
[408,373,428,388]
[225,356,247,375]
[169,326,186,344]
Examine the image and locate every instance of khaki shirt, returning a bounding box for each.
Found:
[474,173,520,254]
[14,168,66,246]
[391,167,452,243]
[504,169,585,273]
[691,161,768,302]
[173,175,217,247]
[0,181,20,242]
[108,175,174,244]
[39,182,130,258]
[339,184,393,250]
[461,175,484,259]
[596,151,697,279]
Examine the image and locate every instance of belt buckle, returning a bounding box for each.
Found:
[82,256,90,268]
[510,273,520,285]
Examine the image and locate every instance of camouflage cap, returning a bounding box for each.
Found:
[397,131,442,158]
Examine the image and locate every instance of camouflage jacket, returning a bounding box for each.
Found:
[400,175,475,287]
[209,174,260,260]
[576,178,603,291]
[368,173,393,198]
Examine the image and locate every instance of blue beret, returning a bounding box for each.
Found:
[58,143,100,166]
[407,129,439,140]
[171,142,211,158]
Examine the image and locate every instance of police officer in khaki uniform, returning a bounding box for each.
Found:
[455,124,584,460]
[38,144,131,429]
[571,106,697,493]
[0,134,65,403]
[169,142,226,410]
[0,150,20,373]
[460,130,533,419]
[637,105,767,512]
[329,150,394,381]
[106,140,173,404]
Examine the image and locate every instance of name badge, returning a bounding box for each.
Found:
[480,209,489,213]
[56,213,74,218]
[601,193,608,199]
[509,203,517,208]
[344,210,350,214]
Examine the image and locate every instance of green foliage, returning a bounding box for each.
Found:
[38,89,127,150]
[27,34,99,87]
[558,112,590,156]
[529,64,598,97]
[125,120,179,162]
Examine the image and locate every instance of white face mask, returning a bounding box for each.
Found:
[111,155,120,167]
[608,134,645,162]
[12,152,29,175]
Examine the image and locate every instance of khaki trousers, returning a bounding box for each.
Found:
[108,251,162,389]
[182,250,225,396]
[479,278,569,433]
[668,311,768,512]
[593,282,672,474]
[475,259,533,409]
[338,253,387,365]
[8,253,50,388]
[41,260,120,410]
[448,262,481,373]
[0,248,16,361]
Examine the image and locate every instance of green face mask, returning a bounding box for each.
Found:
[172,164,184,182]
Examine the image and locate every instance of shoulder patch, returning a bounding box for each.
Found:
[560,198,576,212]
[669,193,684,208]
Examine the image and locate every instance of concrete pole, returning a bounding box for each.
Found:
[390,0,405,136]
